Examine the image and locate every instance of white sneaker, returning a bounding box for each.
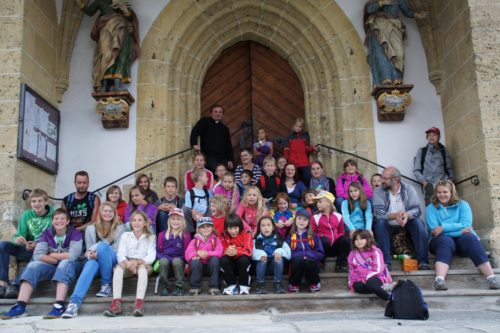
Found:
[223,285,238,295]
[61,303,79,319]
[239,285,250,295]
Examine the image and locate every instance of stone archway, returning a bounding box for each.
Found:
[136,0,375,188]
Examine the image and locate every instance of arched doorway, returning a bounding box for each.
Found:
[200,41,305,160]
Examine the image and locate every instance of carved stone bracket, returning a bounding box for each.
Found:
[92,91,135,129]
[372,84,414,121]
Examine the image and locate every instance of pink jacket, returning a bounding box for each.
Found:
[214,186,240,209]
[185,233,223,264]
[335,172,373,199]
[236,204,268,235]
[347,246,392,290]
[312,212,345,246]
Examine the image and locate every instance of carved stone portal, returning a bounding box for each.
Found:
[372,84,414,121]
[92,91,135,129]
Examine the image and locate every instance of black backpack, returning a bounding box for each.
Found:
[189,188,210,208]
[385,280,429,320]
[419,143,449,177]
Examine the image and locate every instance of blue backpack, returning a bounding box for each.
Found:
[385,280,429,320]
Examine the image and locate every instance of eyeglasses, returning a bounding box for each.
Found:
[381,176,395,180]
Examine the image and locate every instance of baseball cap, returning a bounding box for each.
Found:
[312,190,335,203]
[295,209,311,219]
[168,208,184,217]
[197,217,214,228]
[425,127,440,136]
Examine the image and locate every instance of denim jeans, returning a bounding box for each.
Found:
[189,257,220,289]
[20,259,83,289]
[255,257,284,283]
[429,233,488,267]
[0,241,33,283]
[69,242,117,306]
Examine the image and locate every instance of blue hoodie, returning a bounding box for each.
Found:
[426,200,477,239]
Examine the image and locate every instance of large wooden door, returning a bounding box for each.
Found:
[201,41,305,161]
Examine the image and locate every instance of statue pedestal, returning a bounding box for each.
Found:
[92,91,135,129]
[372,84,414,121]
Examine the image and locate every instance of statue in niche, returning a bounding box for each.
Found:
[76,0,140,93]
[363,0,426,87]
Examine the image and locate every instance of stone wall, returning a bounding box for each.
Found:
[423,0,500,263]
[0,0,59,239]
[136,0,377,192]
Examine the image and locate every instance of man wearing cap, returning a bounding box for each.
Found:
[373,166,430,271]
[413,127,455,205]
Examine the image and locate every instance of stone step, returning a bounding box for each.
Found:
[2,288,500,316]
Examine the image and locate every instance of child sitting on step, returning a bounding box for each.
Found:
[209,195,230,237]
[213,171,240,211]
[252,216,290,294]
[236,185,268,236]
[104,211,156,317]
[348,229,392,301]
[220,213,253,295]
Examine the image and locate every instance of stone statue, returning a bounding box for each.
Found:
[76,0,140,92]
[363,0,426,86]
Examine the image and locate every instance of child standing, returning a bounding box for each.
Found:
[236,185,268,236]
[286,209,324,293]
[283,118,315,184]
[348,230,392,301]
[184,152,215,191]
[185,217,223,296]
[155,177,184,234]
[257,156,285,207]
[1,208,83,319]
[220,214,253,295]
[156,208,191,296]
[62,202,125,318]
[104,211,156,317]
[125,186,158,233]
[0,189,53,299]
[341,182,373,238]
[214,172,240,211]
[312,191,351,272]
[253,128,273,167]
[252,216,290,294]
[270,193,295,239]
[335,159,373,212]
[183,169,213,234]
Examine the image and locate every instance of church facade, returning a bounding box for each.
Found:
[0,1,499,264]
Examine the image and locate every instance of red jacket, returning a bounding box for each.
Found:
[311,212,345,246]
[221,229,253,258]
[284,131,315,167]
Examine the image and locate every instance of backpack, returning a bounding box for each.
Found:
[419,143,449,177]
[259,175,281,189]
[189,188,210,208]
[385,280,429,320]
[194,237,216,250]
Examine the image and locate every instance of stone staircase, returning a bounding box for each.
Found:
[1,257,500,316]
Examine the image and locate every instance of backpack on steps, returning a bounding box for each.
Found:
[385,280,429,320]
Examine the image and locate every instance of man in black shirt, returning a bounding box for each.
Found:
[190,105,234,172]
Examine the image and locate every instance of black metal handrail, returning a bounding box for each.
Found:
[316,143,479,187]
[22,147,192,201]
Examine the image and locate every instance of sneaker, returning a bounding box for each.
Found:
[172,286,184,296]
[223,285,238,295]
[418,263,431,271]
[0,303,26,320]
[274,282,286,294]
[0,285,6,298]
[334,264,348,273]
[160,285,169,296]
[103,299,122,317]
[239,285,250,295]
[43,304,65,319]
[96,284,112,297]
[256,282,267,294]
[188,288,200,296]
[309,283,321,293]
[5,284,19,299]
[288,284,300,293]
[488,277,500,290]
[133,299,144,317]
[433,278,448,291]
[208,288,220,296]
[61,303,79,319]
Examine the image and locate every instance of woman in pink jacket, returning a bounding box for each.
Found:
[185,217,223,296]
[335,159,373,212]
[348,229,392,300]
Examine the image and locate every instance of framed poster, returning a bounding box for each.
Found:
[17,84,60,174]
